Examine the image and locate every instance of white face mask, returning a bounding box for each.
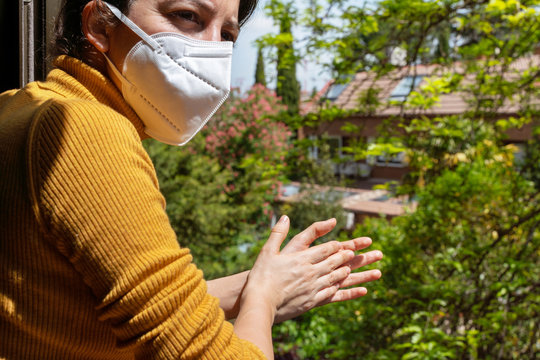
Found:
[104,2,233,146]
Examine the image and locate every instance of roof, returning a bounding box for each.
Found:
[302,54,540,117]
[301,80,333,115]
[278,182,414,219]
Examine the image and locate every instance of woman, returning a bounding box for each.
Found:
[0,0,383,358]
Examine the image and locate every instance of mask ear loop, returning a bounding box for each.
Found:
[103,2,162,51]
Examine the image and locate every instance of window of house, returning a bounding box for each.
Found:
[512,142,527,165]
[389,75,424,101]
[309,135,343,160]
[375,151,407,167]
[325,83,348,102]
[366,137,407,168]
[326,137,342,158]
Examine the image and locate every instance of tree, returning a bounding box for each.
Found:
[341,147,539,359]
[203,84,291,223]
[143,136,251,279]
[144,85,292,279]
[271,0,540,358]
[255,44,267,87]
[266,0,301,115]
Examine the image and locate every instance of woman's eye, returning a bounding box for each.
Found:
[221,32,234,42]
[172,11,199,24]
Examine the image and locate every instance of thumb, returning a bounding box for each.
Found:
[264,215,290,253]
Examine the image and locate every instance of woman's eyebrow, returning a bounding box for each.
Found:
[164,0,240,33]
[181,0,217,15]
[224,19,240,33]
[186,0,240,29]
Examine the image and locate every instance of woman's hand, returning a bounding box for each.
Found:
[240,215,383,324]
[276,217,382,322]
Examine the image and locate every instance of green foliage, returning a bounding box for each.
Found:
[274,153,540,359]
[349,155,539,359]
[204,84,291,222]
[299,102,354,130]
[265,0,301,116]
[270,0,540,358]
[301,0,540,77]
[281,139,348,241]
[356,87,382,115]
[520,134,540,190]
[255,45,267,87]
[144,85,292,279]
[148,1,540,357]
[143,137,254,278]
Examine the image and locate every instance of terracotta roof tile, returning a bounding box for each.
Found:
[302,55,540,116]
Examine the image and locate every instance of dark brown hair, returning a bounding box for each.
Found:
[52,0,258,64]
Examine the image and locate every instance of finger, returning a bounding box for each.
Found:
[264,215,290,253]
[345,250,383,270]
[316,265,351,291]
[313,249,355,275]
[303,241,343,264]
[313,283,341,305]
[338,269,382,288]
[340,237,373,252]
[282,218,337,253]
[324,287,368,304]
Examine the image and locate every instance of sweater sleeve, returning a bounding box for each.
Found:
[26,99,265,360]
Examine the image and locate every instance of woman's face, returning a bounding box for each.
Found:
[85,0,241,87]
[121,0,241,42]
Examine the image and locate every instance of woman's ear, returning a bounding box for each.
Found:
[82,0,109,53]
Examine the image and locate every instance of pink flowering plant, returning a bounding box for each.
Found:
[201,84,293,226]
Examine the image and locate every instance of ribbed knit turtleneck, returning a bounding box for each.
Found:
[44,55,147,139]
[0,56,265,360]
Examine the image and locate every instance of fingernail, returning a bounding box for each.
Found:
[279,215,289,224]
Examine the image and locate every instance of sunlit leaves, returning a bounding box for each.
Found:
[272,1,540,358]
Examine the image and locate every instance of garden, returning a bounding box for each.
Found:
[145,0,540,358]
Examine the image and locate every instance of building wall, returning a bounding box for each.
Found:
[303,116,385,139]
[370,165,408,180]
[303,114,534,144]
[302,113,535,182]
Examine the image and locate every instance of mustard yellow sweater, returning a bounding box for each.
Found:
[0,56,265,360]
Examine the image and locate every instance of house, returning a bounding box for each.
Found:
[300,55,540,182]
[277,181,414,227]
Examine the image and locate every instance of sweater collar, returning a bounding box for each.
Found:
[48,55,147,141]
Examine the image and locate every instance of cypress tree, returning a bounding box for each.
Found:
[255,45,267,87]
[276,4,300,115]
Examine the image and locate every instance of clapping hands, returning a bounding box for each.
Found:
[242,215,383,323]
